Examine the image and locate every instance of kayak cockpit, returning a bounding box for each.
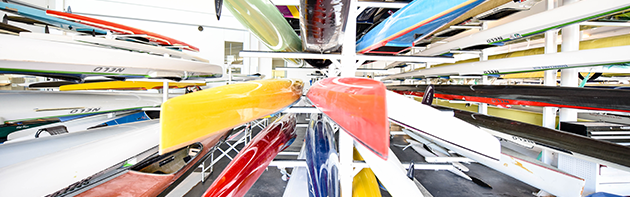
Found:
[131,143,202,175]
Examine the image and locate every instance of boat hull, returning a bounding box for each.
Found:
[203,113,298,197]
[74,134,222,197]
[0,1,107,35]
[300,0,350,53]
[160,79,303,154]
[388,84,630,113]
[305,113,340,197]
[59,81,206,91]
[46,10,200,52]
[224,0,302,65]
[0,90,162,123]
[356,0,485,54]
[307,77,389,159]
[0,120,160,197]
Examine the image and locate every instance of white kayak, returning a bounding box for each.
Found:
[0,120,160,197]
[0,90,162,123]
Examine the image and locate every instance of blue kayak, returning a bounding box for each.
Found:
[356,0,486,55]
[305,113,340,197]
[0,2,107,35]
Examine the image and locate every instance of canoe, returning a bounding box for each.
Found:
[419,0,630,56]
[19,32,208,62]
[306,77,389,159]
[0,34,223,77]
[59,81,206,91]
[6,110,151,142]
[73,132,222,197]
[386,90,501,161]
[0,90,162,123]
[356,0,486,55]
[444,107,630,172]
[300,0,350,53]
[352,148,381,197]
[0,120,160,197]
[160,78,303,154]
[203,113,298,197]
[224,0,302,65]
[305,113,340,197]
[0,1,107,35]
[388,84,630,113]
[46,10,200,52]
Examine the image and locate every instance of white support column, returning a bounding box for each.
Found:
[162,81,169,103]
[541,0,558,170]
[339,1,358,196]
[478,51,488,114]
[558,0,580,123]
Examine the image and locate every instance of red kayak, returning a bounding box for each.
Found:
[203,113,298,197]
[75,135,222,197]
[306,77,389,159]
[46,10,200,52]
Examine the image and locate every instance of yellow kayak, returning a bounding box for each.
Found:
[353,148,382,197]
[160,79,303,154]
[59,81,206,91]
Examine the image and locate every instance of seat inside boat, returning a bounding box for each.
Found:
[131,143,202,174]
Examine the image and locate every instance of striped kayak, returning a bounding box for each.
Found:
[388,84,630,113]
[224,0,302,65]
[60,81,206,91]
[160,79,303,154]
[0,1,107,35]
[46,10,200,52]
[356,0,486,54]
[307,77,389,159]
[305,113,340,197]
[203,113,298,197]
[0,90,162,123]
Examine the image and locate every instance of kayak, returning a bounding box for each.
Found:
[307,77,389,159]
[159,78,303,154]
[203,113,298,197]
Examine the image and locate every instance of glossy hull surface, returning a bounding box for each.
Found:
[0,90,162,123]
[305,113,340,197]
[160,79,303,154]
[386,90,501,161]
[356,0,485,54]
[446,108,630,171]
[46,10,200,52]
[75,135,221,197]
[60,81,206,91]
[0,34,223,75]
[224,0,302,64]
[7,110,148,141]
[0,2,107,35]
[300,0,350,53]
[307,77,389,159]
[389,84,630,113]
[0,120,160,197]
[352,148,381,197]
[203,114,298,197]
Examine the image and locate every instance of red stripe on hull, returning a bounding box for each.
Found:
[203,114,298,197]
[307,77,389,159]
[46,10,200,52]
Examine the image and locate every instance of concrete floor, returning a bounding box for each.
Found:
[179,114,538,197]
